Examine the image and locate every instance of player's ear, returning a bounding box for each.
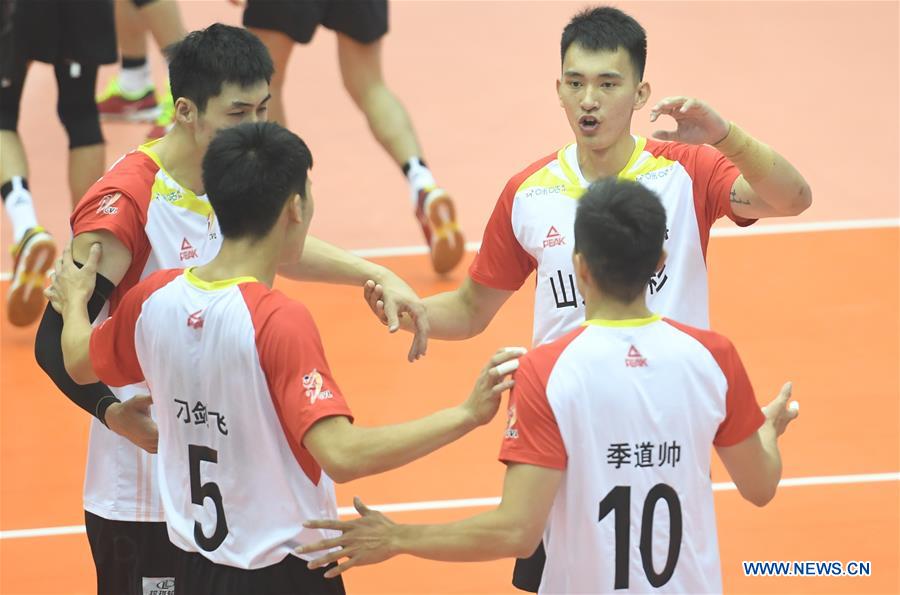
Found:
[634,80,651,110]
[573,251,592,288]
[286,193,303,224]
[174,97,196,125]
[656,249,667,271]
[556,77,564,107]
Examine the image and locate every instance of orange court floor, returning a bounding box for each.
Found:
[1,1,898,593]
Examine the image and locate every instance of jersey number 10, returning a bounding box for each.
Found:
[598,484,682,590]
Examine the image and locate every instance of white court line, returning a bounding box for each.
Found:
[1,218,897,281]
[1,471,896,541]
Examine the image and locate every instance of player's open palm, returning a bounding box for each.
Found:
[463,347,526,426]
[299,497,399,578]
[649,96,730,146]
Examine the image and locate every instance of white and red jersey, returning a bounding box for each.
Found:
[70,140,223,522]
[469,138,754,346]
[499,316,764,594]
[90,268,354,569]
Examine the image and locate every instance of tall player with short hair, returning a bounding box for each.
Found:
[47,121,520,595]
[34,24,428,595]
[298,179,800,593]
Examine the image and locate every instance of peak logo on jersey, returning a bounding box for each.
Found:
[543,226,566,248]
[180,238,198,261]
[302,369,334,404]
[504,405,519,439]
[187,310,204,330]
[626,345,648,368]
[96,192,121,215]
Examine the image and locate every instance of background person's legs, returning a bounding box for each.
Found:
[56,62,105,205]
[246,27,295,127]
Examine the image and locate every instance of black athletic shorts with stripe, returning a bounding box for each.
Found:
[243,0,388,45]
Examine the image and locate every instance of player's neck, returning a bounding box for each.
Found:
[583,294,653,322]
[152,128,205,195]
[576,133,636,181]
[192,237,280,288]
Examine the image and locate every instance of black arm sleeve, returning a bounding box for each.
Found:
[34,269,120,426]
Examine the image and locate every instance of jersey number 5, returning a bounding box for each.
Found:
[189,444,229,552]
[598,484,682,590]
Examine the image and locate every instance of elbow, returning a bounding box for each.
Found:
[507,522,545,559]
[320,451,364,484]
[782,183,812,216]
[740,480,779,507]
[65,362,93,386]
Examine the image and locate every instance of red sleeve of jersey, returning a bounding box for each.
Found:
[663,318,764,446]
[498,327,585,469]
[90,269,183,387]
[646,140,755,259]
[242,285,353,479]
[468,155,555,290]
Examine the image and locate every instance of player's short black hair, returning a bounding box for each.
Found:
[561,6,647,81]
[203,122,313,240]
[167,23,273,113]
[574,179,666,302]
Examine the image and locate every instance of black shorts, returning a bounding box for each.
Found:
[0,0,116,75]
[174,548,345,595]
[512,541,545,592]
[243,0,388,45]
[84,511,179,595]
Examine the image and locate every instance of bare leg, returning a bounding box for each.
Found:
[115,0,149,59]
[0,130,29,186]
[138,0,187,51]
[247,28,294,126]
[336,34,422,167]
[68,145,105,208]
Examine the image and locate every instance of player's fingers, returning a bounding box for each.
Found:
[776,381,793,406]
[84,242,102,273]
[679,97,699,113]
[297,537,344,555]
[353,496,372,515]
[492,379,516,395]
[323,557,358,579]
[490,346,527,366]
[381,296,400,333]
[304,519,351,531]
[489,358,520,379]
[306,547,347,569]
[653,96,687,111]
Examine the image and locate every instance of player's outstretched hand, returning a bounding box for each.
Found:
[44,242,102,314]
[463,347,527,426]
[363,272,430,363]
[761,381,800,438]
[298,497,398,578]
[105,395,159,453]
[649,96,730,146]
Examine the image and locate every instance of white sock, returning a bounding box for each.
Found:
[2,177,39,243]
[119,63,152,95]
[405,157,436,208]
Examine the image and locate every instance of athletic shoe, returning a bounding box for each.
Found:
[97,77,159,122]
[146,84,175,140]
[7,227,56,327]
[415,187,465,274]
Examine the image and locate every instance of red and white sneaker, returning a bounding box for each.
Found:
[97,77,159,122]
[7,226,56,327]
[415,187,465,274]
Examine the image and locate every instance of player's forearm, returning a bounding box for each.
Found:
[393,508,537,562]
[61,304,98,385]
[336,406,478,482]
[753,420,784,503]
[279,235,386,286]
[714,123,812,216]
[418,289,487,340]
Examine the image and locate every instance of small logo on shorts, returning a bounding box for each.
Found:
[625,345,648,368]
[96,192,121,215]
[141,576,174,595]
[542,226,566,248]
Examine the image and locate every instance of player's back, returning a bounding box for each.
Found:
[126,268,350,569]
[504,316,762,593]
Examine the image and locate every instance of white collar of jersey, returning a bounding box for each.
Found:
[583,313,661,328]
[562,135,646,186]
[183,267,258,291]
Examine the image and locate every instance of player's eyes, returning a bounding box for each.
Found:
[568,80,582,88]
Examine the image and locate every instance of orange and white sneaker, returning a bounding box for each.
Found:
[7,227,56,326]
[415,187,465,274]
